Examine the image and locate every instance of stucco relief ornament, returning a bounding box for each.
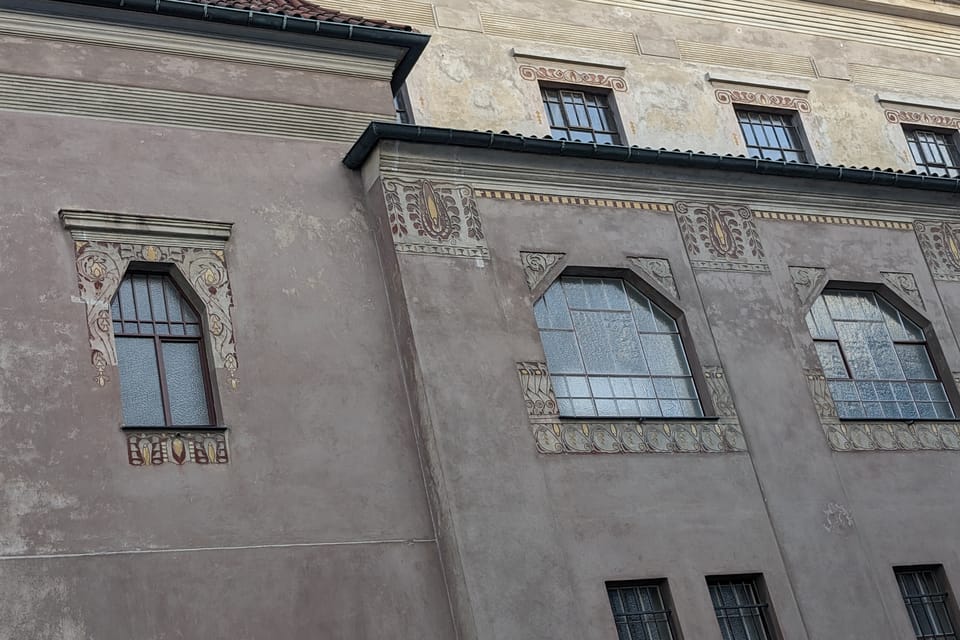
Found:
[789,267,826,309]
[915,220,960,282]
[715,89,811,113]
[520,251,565,291]
[516,362,559,420]
[675,201,768,272]
[627,257,678,299]
[884,108,960,130]
[881,272,924,310]
[518,64,628,92]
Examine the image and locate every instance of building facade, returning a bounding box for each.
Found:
[2,1,960,639]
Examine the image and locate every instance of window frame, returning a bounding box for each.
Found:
[902,125,960,178]
[535,266,717,420]
[706,574,781,640]
[733,105,813,163]
[112,265,218,429]
[894,565,960,640]
[539,83,625,145]
[806,281,960,422]
[606,579,683,640]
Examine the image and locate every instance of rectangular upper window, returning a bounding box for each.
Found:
[606,580,678,640]
[735,108,809,162]
[895,566,958,640]
[707,575,776,640]
[904,128,960,178]
[542,87,622,145]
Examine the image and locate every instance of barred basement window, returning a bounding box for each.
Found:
[112,272,215,428]
[708,576,775,640]
[534,276,702,418]
[806,290,954,420]
[896,567,958,640]
[541,87,622,145]
[735,108,809,162]
[904,128,960,178]
[607,581,679,640]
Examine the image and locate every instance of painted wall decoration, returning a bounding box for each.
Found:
[715,88,811,113]
[881,271,924,310]
[518,64,628,92]
[383,178,488,259]
[884,109,960,130]
[789,266,827,309]
[72,241,239,390]
[915,219,960,281]
[127,430,229,466]
[675,201,769,272]
[520,251,565,291]
[627,257,679,299]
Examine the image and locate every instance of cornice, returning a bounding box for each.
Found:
[60,210,232,249]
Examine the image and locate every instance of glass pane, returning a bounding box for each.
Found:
[115,337,165,426]
[815,342,848,378]
[534,284,573,330]
[806,297,837,339]
[570,310,647,375]
[148,276,168,323]
[895,344,937,380]
[118,278,136,323]
[162,341,211,426]
[640,334,690,376]
[164,280,183,322]
[540,330,584,374]
[133,276,153,323]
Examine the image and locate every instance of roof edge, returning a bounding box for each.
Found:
[343,122,960,194]
[46,0,429,91]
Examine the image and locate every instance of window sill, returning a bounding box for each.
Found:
[121,425,228,432]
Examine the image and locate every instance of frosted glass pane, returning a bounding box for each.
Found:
[148,277,168,322]
[181,301,200,324]
[815,342,848,378]
[164,280,183,322]
[133,276,153,322]
[534,284,573,330]
[571,310,647,375]
[162,341,211,426]
[561,278,589,308]
[895,344,936,380]
[629,295,656,332]
[540,330,584,374]
[116,337,164,426]
[807,297,837,339]
[566,376,590,397]
[118,278,136,322]
[640,334,689,376]
[589,377,614,398]
[651,305,678,333]
[110,295,121,321]
[835,321,881,379]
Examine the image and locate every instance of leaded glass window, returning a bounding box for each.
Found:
[735,109,809,162]
[905,128,960,178]
[806,290,954,420]
[542,88,622,145]
[896,567,958,640]
[111,272,214,427]
[534,276,702,418]
[708,576,775,640]
[607,582,678,640]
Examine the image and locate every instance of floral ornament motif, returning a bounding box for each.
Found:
[518,64,628,92]
[520,251,565,291]
[884,109,960,130]
[627,257,678,299]
[789,266,827,309]
[382,178,489,259]
[881,272,924,310]
[675,201,768,272]
[126,431,229,466]
[532,421,747,454]
[715,89,811,113]
[915,219,960,281]
[516,362,559,420]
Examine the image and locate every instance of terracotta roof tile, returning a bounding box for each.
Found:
[199,0,415,31]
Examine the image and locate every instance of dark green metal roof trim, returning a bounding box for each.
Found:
[343,122,960,194]
[48,0,429,92]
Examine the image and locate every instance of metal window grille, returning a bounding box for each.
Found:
[896,568,958,640]
[534,276,703,419]
[735,109,808,162]
[905,129,960,178]
[607,583,678,640]
[111,272,215,428]
[394,86,413,124]
[708,577,774,640]
[806,290,955,420]
[541,88,622,145]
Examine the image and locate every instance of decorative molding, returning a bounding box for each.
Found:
[520,252,565,291]
[805,367,960,452]
[790,267,827,308]
[881,271,925,310]
[0,72,389,144]
[126,431,229,466]
[476,190,674,211]
[715,89,812,113]
[532,421,747,454]
[627,257,678,299]
[63,212,239,390]
[915,219,960,281]
[883,108,960,129]
[754,210,914,229]
[383,178,489,260]
[675,201,769,273]
[518,64,627,91]
[516,362,559,421]
[60,210,231,249]
[0,11,396,81]
[703,366,737,417]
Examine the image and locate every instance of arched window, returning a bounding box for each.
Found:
[806,290,954,420]
[534,276,703,418]
[111,272,215,427]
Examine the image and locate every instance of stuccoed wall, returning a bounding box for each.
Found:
[0,7,454,639]
[361,139,960,640]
